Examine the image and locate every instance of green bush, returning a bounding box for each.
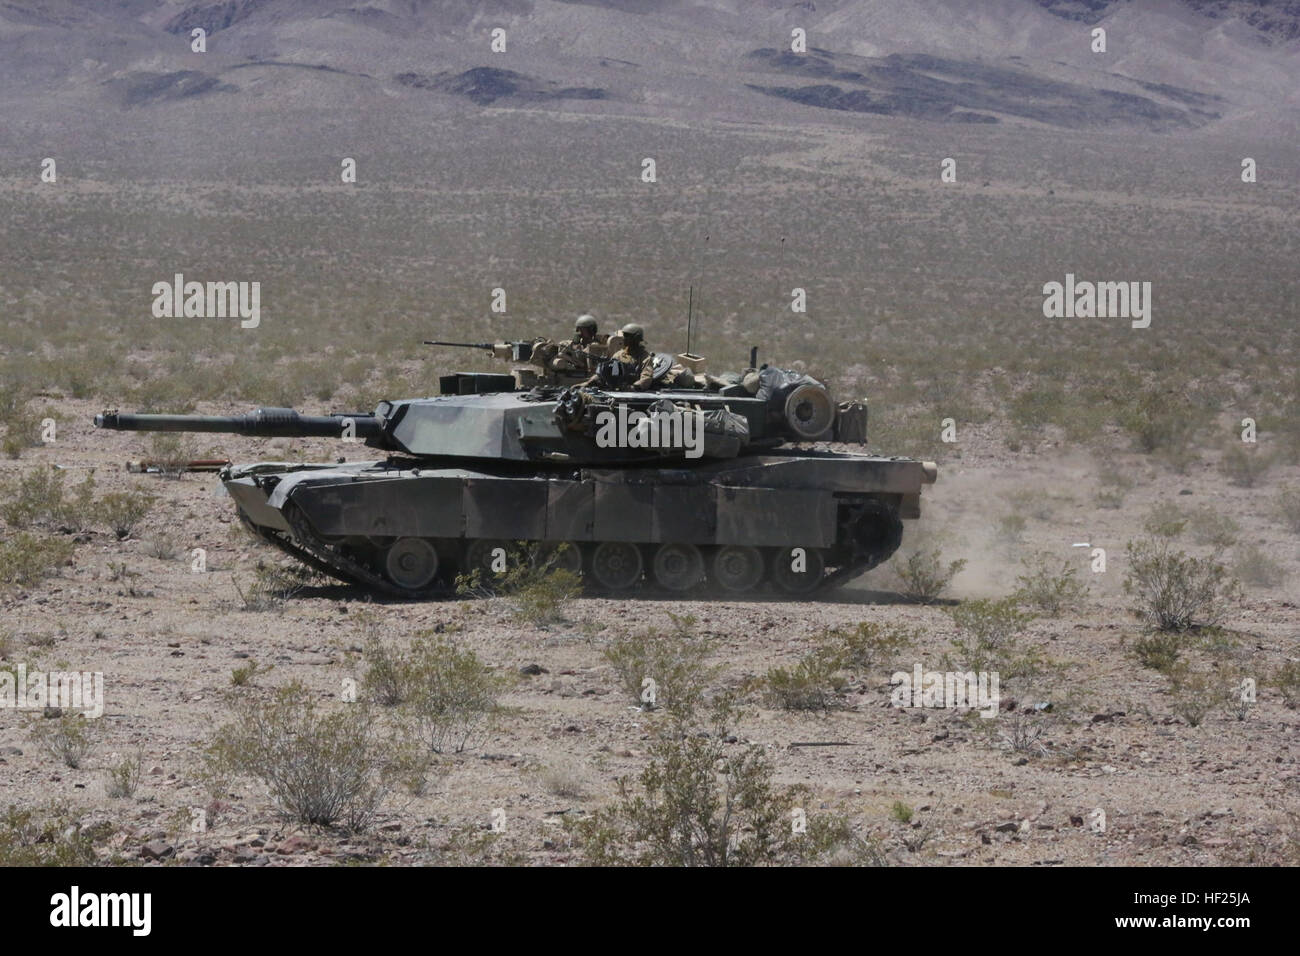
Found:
[891,548,965,604]
[1187,508,1239,549]
[1233,545,1285,589]
[233,560,320,611]
[946,598,1038,677]
[1220,444,1271,488]
[104,751,142,799]
[456,541,581,624]
[1131,631,1184,672]
[763,647,848,711]
[204,682,396,829]
[1123,539,1242,631]
[0,467,95,531]
[0,534,75,590]
[824,621,917,674]
[1271,661,1300,710]
[603,613,718,716]
[94,489,156,540]
[1142,502,1186,539]
[0,805,101,866]
[400,636,506,754]
[1013,551,1088,616]
[574,710,865,866]
[29,714,94,769]
[1277,486,1300,535]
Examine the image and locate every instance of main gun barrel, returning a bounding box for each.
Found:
[94,407,384,441]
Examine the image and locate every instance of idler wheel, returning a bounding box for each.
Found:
[711,546,765,593]
[590,542,643,591]
[784,383,834,440]
[384,537,439,590]
[770,546,825,594]
[652,543,705,592]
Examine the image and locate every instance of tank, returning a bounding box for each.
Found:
[93,354,938,597]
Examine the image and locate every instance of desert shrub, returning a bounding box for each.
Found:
[230,659,272,687]
[0,534,75,590]
[1271,661,1300,709]
[946,598,1039,678]
[0,805,100,866]
[763,646,847,711]
[540,761,588,800]
[574,710,862,866]
[1187,508,1240,549]
[401,635,506,754]
[1123,539,1242,631]
[891,548,966,603]
[1142,502,1187,539]
[146,532,181,560]
[997,513,1027,543]
[1013,551,1088,616]
[203,681,395,829]
[233,560,320,611]
[146,433,199,479]
[0,467,94,531]
[456,542,581,624]
[1117,390,1195,458]
[823,621,917,674]
[1220,444,1271,488]
[1277,486,1300,535]
[0,386,42,459]
[29,714,94,769]
[94,488,156,540]
[1167,664,1218,728]
[603,613,718,716]
[1095,467,1134,509]
[362,635,408,706]
[889,801,913,824]
[104,751,142,799]
[1131,631,1184,672]
[1233,545,1285,589]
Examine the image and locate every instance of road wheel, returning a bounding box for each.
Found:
[590,542,643,591]
[711,545,765,593]
[770,546,825,594]
[652,543,705,592]
[464,538,511,578]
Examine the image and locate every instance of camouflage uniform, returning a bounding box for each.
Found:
[610,342,656,391]
[551,315,607,374]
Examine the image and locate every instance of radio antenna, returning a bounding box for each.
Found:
[685,286,694,355]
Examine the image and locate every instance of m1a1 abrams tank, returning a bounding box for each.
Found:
[93,360,937,598]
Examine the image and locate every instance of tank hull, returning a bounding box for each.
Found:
[222,451,936,596]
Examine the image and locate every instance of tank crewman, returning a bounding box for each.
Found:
[583,322,656,390]
[551,314,608,374]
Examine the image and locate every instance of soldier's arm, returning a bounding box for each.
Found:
[633,358,655,391]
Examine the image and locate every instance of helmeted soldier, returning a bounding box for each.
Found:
[551,313,608,375]
[584,322,656,390]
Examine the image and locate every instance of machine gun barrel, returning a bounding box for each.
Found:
[423,340,495,351]
[94,407,384,440]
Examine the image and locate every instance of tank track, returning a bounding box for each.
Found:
[251,499,902,600]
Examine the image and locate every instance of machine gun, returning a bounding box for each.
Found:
[423,339,538,362]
